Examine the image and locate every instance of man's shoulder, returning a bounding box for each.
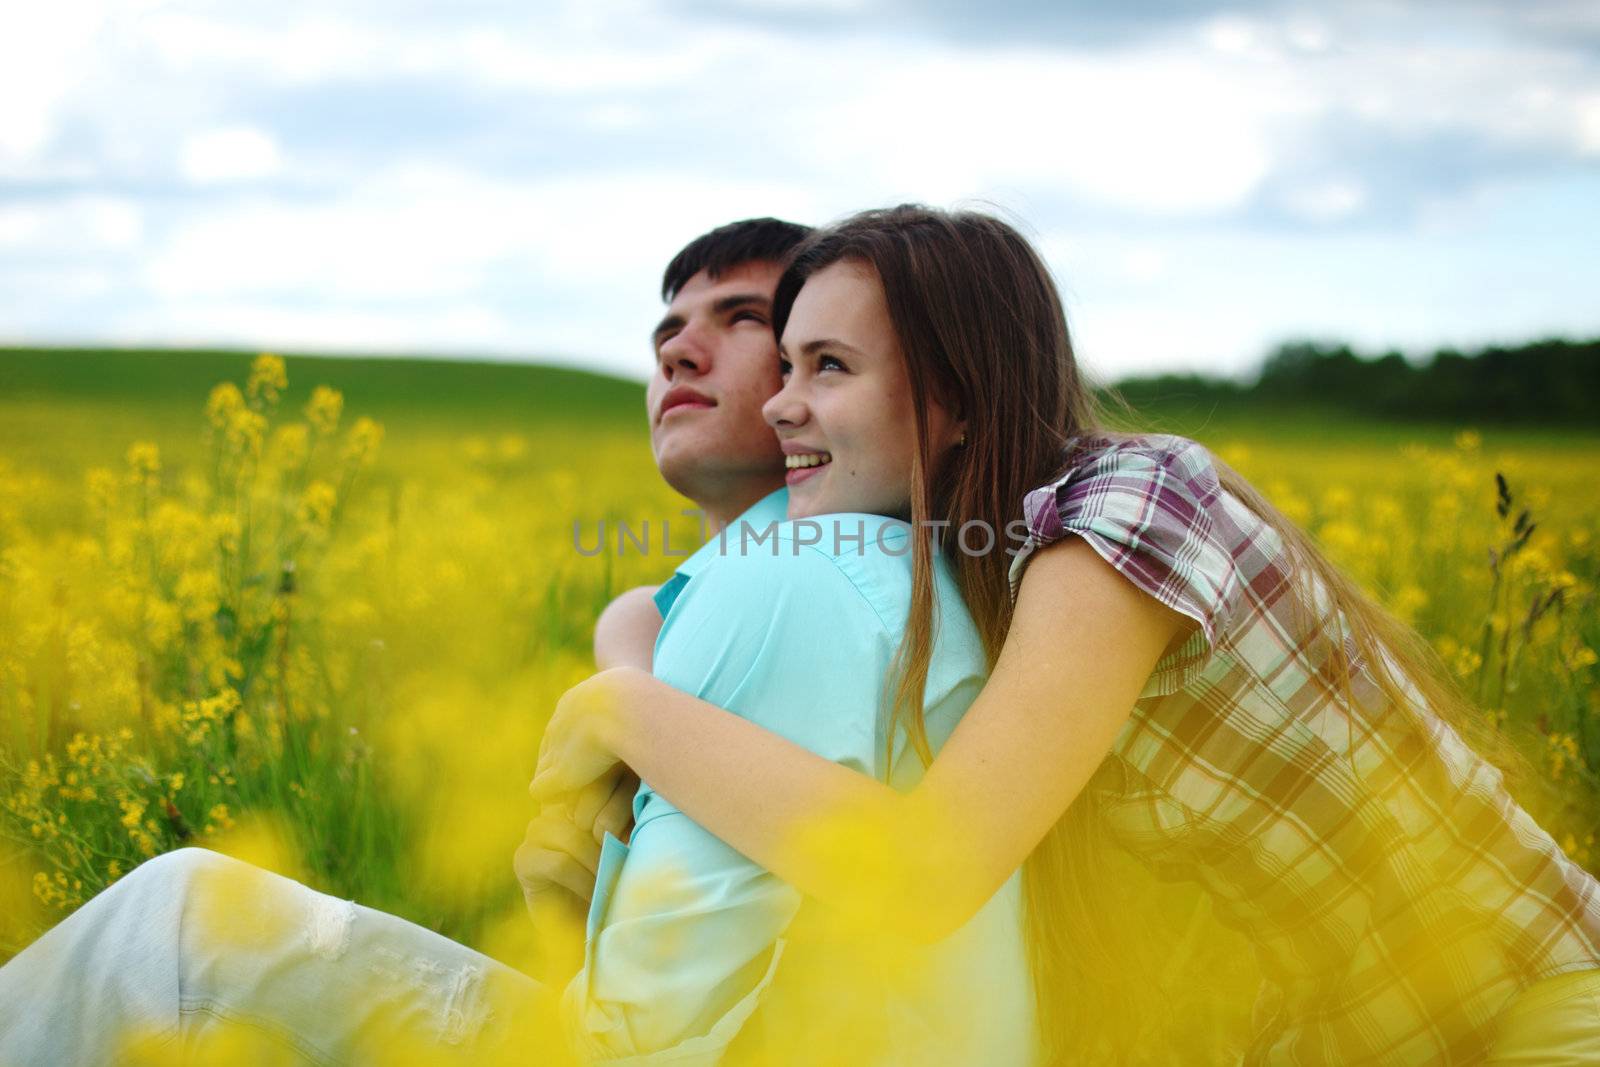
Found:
[710,510,914,593]
[684,512,951,643]
[719,511,912,559]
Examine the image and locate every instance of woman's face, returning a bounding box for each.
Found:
[764,259,964,521]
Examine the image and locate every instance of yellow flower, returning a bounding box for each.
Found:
[126,441,160,488]
[298,480,338,528]
[271,424,310,468]
[1319,486,1354,514]
[175,569,223,623]
[226,407,267,457]
[206,382,245,430]
[1217,443,1251,469]
[206,803,236,833]
[119,797,146,831]
[86,467,119,512]
[342,417,384,467]
[1452,646,1483,679]
[247,353,287,406]
[209,511,241,550]
[304,386,344,436]
[1453,430,1481,451]
[144,598,182,651]
[497,433,527,462]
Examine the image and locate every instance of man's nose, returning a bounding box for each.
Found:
[658,325,709,379]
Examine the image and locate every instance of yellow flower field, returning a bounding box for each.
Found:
[0,352,1595,1062]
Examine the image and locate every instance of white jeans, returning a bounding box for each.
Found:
[0,848,551,1065]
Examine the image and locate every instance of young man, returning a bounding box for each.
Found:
[0,219,809,1067]
[513,217,806,916]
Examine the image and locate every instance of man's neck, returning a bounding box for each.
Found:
[694,478,784,537]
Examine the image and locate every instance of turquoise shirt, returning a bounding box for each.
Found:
[562,489,1037,1065]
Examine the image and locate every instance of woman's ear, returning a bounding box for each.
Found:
[932,395,966,451]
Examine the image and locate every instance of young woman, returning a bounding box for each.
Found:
[533,205,1600,1064]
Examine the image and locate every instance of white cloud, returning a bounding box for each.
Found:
[131,4,728,93]
[0,196,143,250]
[179,126,284,184]
[1201,15,1261,56]
[0,3,106,163]
[787,43,1288,215]
[3,2,1598,380]
[1579,94,1600,155]
[143,165,823,300]
[1281,180,1367,223]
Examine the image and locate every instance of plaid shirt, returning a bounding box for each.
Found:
[1007,434,1600,1065]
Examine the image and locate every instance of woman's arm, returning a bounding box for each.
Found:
[535,539,1189,941]
[592,585,662,671]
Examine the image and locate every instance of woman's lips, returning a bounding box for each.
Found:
[785,460,829,487]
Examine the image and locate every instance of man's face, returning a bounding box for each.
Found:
[647,261,787,499]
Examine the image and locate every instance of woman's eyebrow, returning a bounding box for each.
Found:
[796,338,863,358]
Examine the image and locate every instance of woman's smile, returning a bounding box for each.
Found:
[783,448,832,486]
[765,260,961,519]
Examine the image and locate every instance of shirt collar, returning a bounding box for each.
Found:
[653,487,790,618]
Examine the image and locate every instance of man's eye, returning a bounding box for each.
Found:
[732,311,766,325]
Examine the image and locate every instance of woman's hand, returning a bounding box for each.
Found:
[530,666,649,808]
[514,767,638,912]
[513,769,635,985]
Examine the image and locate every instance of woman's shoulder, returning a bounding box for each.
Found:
[1010,432,1245,693]
[1022,432,1225,542]
[1050,431,1219,489]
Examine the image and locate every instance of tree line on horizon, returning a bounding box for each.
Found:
[1110,337,1600,424]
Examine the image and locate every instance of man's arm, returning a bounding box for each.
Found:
[592,585,662,671]
[564,543,894,1061]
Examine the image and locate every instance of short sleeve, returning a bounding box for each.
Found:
[565,535,899,1062]
[1006,435,1241,695]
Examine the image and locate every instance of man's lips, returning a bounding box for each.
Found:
[657,387,715,422]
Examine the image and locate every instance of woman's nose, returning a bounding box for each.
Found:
[762,377,808,429]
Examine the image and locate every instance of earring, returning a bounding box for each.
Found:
[957,431,968,447]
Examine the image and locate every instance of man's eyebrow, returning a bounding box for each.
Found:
[651,313,684,347]
[650,294,772,348]
[711,293,771,315]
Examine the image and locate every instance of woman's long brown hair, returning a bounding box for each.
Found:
[770,205,1512,1063]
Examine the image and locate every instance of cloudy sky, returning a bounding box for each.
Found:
[3,1,1598,384]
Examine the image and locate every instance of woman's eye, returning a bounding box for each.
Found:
[777,358,792,377]
[819,355,846,372]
